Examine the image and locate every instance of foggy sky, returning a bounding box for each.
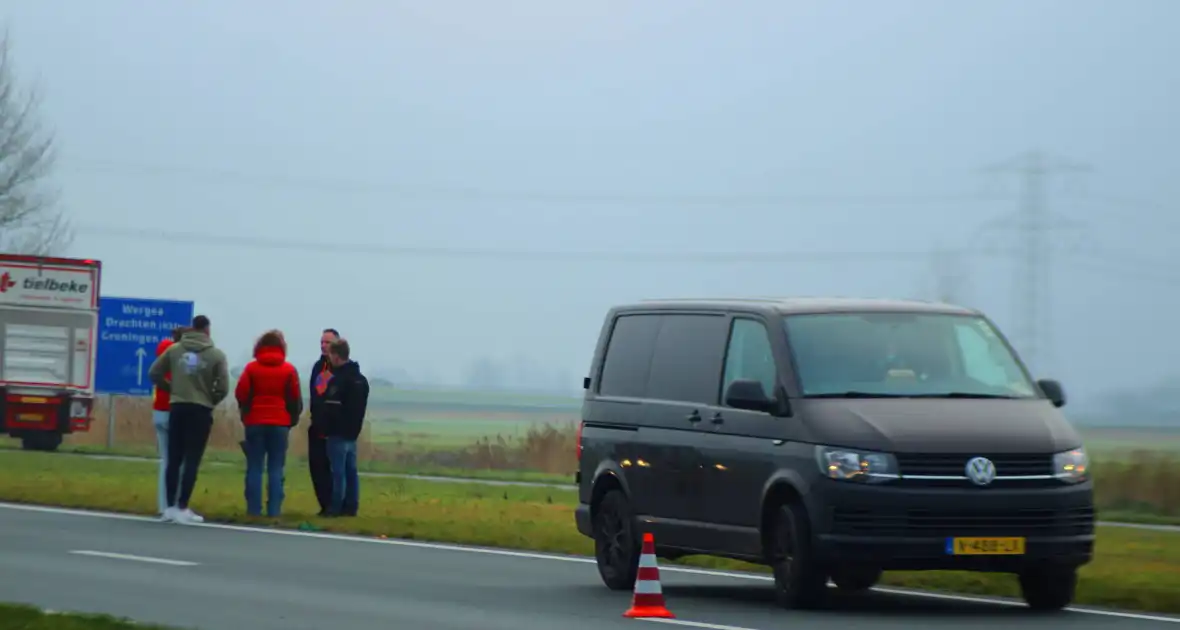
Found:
[3,0,1177,406]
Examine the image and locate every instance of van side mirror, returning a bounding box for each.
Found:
[724,379,775,413]
[1037,378,1066,408]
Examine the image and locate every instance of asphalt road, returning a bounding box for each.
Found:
[7,449,1179,534]
[1,503,1177,630]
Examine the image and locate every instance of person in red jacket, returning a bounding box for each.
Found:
[152,327,186,517]
[234,329,303,517]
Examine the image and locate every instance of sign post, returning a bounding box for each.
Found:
[96,297,195,448]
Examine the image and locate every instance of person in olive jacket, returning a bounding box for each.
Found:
[147,315,230,525]
[320,338,369,517]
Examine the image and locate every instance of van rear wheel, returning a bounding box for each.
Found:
[767,503,828,609]
[1018,564,1077,611]
[593,489,640,591]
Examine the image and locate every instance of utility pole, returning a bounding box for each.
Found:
[978,151,1089,376]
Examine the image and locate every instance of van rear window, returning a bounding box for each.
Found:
[598,314,661,398]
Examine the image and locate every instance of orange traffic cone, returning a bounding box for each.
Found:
[623,532,675,619]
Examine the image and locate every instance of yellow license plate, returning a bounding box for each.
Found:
[16,413,44,422]
[19,397,48,404]
[947,537,1025,555]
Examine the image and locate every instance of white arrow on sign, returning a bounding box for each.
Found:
[135,347,147,386]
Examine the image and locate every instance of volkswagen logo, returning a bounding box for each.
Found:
[965,456,997,486]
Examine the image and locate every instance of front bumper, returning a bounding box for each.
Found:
[811,479,1096,572]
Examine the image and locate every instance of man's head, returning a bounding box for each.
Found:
[192,315,211,334]
[171,326,187,342]
[327,338,350,368]
[320,328,340,357]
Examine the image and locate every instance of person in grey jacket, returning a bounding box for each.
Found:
[148,315,230,524]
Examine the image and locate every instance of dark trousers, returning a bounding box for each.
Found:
[307,424,332,512]
[164,402,214,509]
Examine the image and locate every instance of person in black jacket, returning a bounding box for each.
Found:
[321,338,369,517]
[307,328,340,515]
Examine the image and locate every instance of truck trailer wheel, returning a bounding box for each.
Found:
[20,432,63,452]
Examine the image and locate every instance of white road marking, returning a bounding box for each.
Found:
[69,549,198,566]
[640,619,764,630]
[3,502,1176,624]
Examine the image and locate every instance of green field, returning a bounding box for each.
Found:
[368,413,576,450]
[5,386,1178,522]
[365,386,581,412]
[1078,427,1180,454]
[0,451,1177,615]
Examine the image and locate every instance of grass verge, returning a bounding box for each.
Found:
[0,452,1177,615]
[0,442,574,486]
[9,443,1180,528]
[0,603,173,630]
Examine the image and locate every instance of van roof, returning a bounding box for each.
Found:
[622,296,979,316]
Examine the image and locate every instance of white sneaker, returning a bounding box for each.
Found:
[161,507,179,522]
[175,508,204,524]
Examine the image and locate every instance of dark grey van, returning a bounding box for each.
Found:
[573,298,1093,611]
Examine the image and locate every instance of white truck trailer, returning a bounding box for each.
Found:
[0,254,101,451]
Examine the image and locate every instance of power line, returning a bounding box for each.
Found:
[59,157,1011,207]
[1062,191,1180,233]
[74,224,940,263]
[72,223,1180,285]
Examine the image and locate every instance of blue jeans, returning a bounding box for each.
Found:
[243,425,289,517]
[325,436,359,515]
[152,410,170,514]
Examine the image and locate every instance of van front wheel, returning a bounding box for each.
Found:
[831,567,882,592]
[768,503,828,609]
[593,489,640,591]
[1018,564,1077,611]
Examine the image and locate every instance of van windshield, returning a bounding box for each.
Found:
[782,312,1039,399]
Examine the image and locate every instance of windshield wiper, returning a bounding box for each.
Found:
[907,392,1022,399]
[806,391,1022,399]
[806,392,911,399]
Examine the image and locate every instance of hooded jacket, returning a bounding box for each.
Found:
[235,345,303,427]
[148,330,230,409]
[151,338,175,412]
[320,360,370,441]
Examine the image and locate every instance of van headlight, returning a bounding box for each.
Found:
[1053,448,1090,483]
[816,446,900,484]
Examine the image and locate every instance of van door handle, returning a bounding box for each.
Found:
[686,410,701,423]
[711,412,724,425]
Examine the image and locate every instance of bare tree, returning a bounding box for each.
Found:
[0,29,71,255]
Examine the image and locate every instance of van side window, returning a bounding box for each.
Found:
[598,314,662,398]
[645,314,728,405]
[722,318,777,401]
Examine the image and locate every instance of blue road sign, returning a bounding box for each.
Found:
[96,296,194,396]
